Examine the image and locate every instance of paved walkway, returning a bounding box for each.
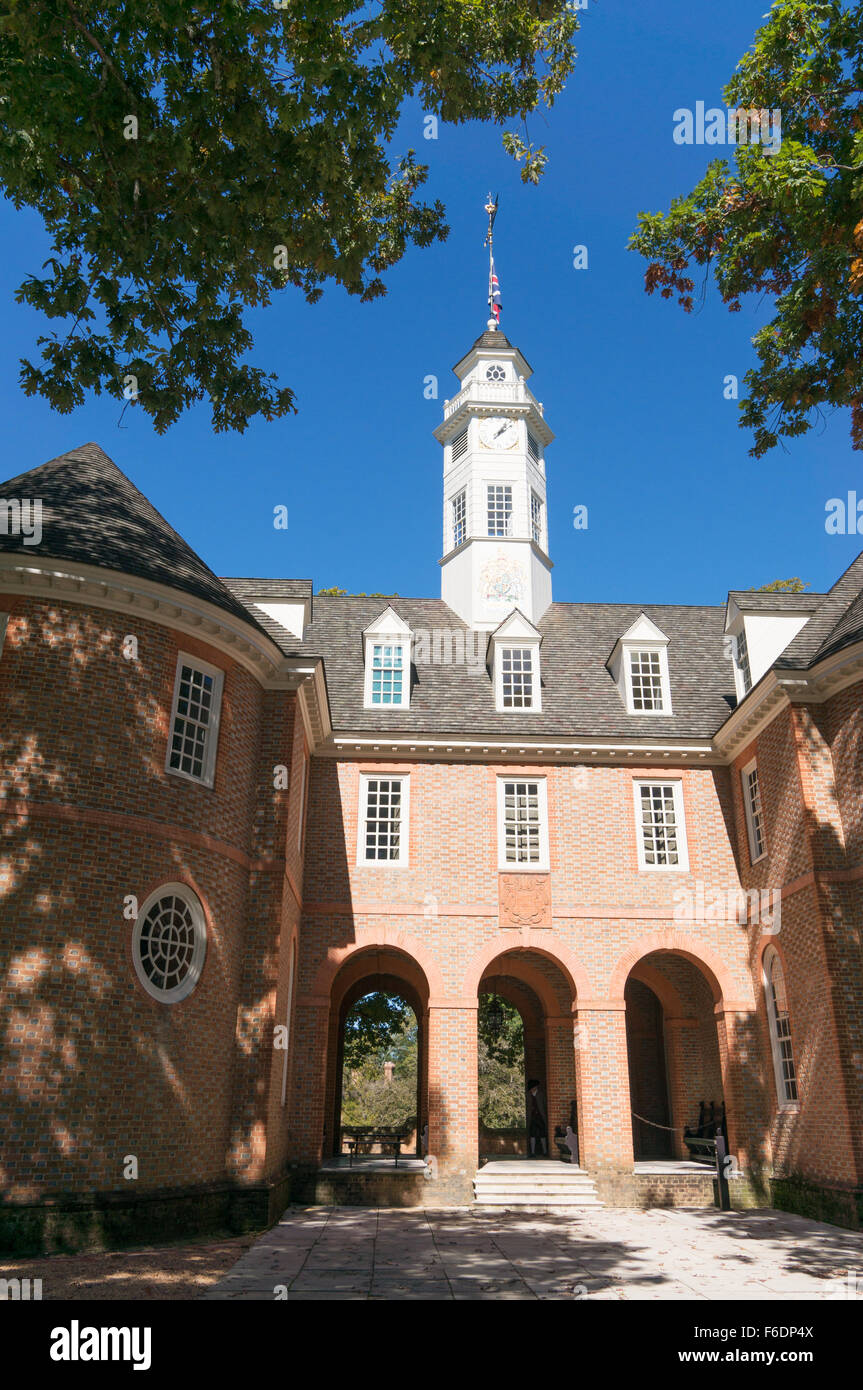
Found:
[201,1205,863,1300]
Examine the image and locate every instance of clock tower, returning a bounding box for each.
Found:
[435,319,554,630]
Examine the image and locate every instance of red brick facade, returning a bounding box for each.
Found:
[1,579,862,1233]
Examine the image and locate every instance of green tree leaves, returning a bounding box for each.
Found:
[630,0,863,456]
[0,1,578,432]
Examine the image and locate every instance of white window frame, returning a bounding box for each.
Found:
[495,644,542,712]
[633,779,689,871]
[363,638,411,710]
[624,645,672,715]
[132,882,207,1004]
[486,483,513,538]
[496,777,550,871]
[357,773,410,866]
[530,489,543,546]
[733,625,753,699]
[763,947,799,1109]
[451,488,467,549]
[741,757,767,864]
[165,652,224,788]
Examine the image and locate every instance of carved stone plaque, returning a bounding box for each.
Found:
[498,873,552,929]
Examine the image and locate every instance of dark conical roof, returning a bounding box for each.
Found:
[0,442,264,631]
[471,328,513,350]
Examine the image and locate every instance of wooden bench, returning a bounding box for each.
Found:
[342,1127,408,1167]
[683,1100,727,1164]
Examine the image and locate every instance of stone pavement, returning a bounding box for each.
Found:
[200,1205,863,1300]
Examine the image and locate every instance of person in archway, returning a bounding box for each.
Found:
[527,1078,548,1158]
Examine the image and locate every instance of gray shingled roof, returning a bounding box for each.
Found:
[776,550,863,668]
[225,593,737,739]
[0,443,266,633]
[727,590,823,613]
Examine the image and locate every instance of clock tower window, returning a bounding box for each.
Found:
[530,490,543,545]
[487,484,513,538]
[452,489,466,548]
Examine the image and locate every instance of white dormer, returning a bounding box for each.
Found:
[489,609,542,712]
[608,614,673,715]
[724,595,815,701]
[363,607,412,710]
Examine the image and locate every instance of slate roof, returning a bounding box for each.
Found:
[0,444,266,633]
[220,592,738,740]
[776,550,863,669]
[727,590,824,613]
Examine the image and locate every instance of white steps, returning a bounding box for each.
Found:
[473,1159,602,1209]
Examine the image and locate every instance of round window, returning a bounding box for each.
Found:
[486,364,506,382]
[133,884,207,1003]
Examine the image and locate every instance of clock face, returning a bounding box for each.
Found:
[479,416,519,451]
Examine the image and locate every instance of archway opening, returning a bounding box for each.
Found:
[476,948,578,1163]
[339,991,419,1155]
[625,952,725,1162]
[478,992,528,1156]
[326,947,430,1162]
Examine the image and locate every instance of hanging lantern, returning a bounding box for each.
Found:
[486,996,505,1038]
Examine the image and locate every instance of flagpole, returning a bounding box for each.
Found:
[483,193,499,328]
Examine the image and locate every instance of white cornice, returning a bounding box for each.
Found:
[0,555,331,744]
[325,735,718,763]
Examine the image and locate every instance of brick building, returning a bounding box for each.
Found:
[1,319,862,1248]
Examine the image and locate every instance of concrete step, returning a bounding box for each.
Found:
[473,1160,603,1209]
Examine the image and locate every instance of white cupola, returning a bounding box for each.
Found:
[434,320,554,631]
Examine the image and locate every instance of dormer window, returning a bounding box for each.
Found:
[628,649,665,711]
[607,615,673,716]
[363,607,412,710]
[491,611,542,712]
[486,363,506,382]
[735,626,752,695]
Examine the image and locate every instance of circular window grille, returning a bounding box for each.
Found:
[133,884,207,1003]
[486,363,506,382]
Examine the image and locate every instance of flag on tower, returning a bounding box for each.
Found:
[489,259,502,324]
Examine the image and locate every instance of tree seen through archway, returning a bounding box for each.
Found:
[340,991,418,1133]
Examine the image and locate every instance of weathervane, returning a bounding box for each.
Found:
[483,193,502,329]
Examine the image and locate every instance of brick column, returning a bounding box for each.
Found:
[715,1005,762,1172]
[574,1001,633,1170]
[663,1018,697,1159]
[426,1001,477,1201]
[288,996,330,1165]
[544,1014,577,1142]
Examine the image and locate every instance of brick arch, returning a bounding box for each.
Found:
[479,955,567,1019]
[462,931,589,1006]
[309,929,444,1004]
[628,960,687,1020]
[608,931,748,1008]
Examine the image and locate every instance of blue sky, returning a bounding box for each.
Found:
[0,0,859,606]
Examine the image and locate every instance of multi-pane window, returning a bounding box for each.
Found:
[742,759,766,862]
[635,782,687,868]
[133,884,207,1003]
[451,426,469,462]
[487,484,513,537]
[370,644,404,705]
[360,777,407,863]
[501,648,535,708]
[167,656,223,785]
[486,363,506,382]
[530,490,543,544]
[527,431,539,463]
[736,627,752,694]
[498,779,548,868]
[452,489,466,549]
[764,949,798,1104]
[629,649,665,711]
